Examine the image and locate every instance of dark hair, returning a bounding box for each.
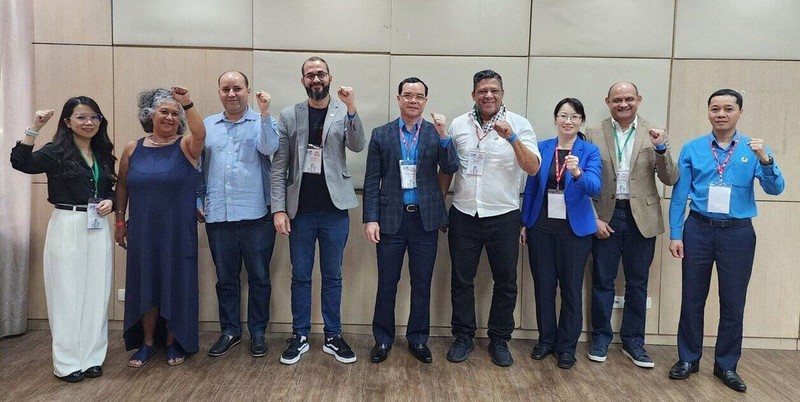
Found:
[52,96,117,183]
[397,77,428,96]
[218,70,249,88]
[708,88,743,109]
[553,97,587,140]
[472,69,503,91]
[301,56,330,75]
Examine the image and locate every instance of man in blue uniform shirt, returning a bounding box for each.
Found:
[667,89,785,392]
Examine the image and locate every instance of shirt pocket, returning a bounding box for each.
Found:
[240,138,257,163]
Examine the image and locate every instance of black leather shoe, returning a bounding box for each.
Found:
[668,360,700,379]
[556,352,576,369]
[370,343,391,363]
[714,366,747,392]
[83,366,103,378]
[250,335,267,358]
[408,343,433,364]
[208,334,241,357]
[530,343,554,360]
[56,370,85,383]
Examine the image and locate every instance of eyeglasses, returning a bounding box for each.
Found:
[400,93,427,102]
[556,114,582,122]
[71,113,103,123]
[303,71,329,81]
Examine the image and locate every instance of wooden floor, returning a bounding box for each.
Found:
[1,330,799,401]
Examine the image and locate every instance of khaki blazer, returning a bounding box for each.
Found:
[585,116,679,238]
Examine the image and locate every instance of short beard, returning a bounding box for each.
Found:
[306,84,330,101]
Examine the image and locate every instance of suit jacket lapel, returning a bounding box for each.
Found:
[540,139,555,194]
[602,119,618,176]
[296,102,310,169]
[390,118,403,164]
[322,99,339,146]
[629,119,646,170]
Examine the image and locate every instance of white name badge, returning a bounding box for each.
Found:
[399,160,417,189]
[707,182,731,214]
[616,169,630,196]
[303,145,322,174]
[87,199,103,230]
[467,149,486,176]
[547,189,567,219]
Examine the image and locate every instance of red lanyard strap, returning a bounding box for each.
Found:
[711,138,737,180]
[554,147,572,190]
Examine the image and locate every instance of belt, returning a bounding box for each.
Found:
[689,211,750,228]
[615,199,630,209]
[55,204,88,212]
[404,204,418,213]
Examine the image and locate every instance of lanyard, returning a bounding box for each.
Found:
[554,147,572,191]
[399,122,421,162]
[614,125,635,163]
[81,152,100,198]
[711,138,737,181]
[473,124,489,148]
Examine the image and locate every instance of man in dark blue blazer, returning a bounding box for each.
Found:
[363,77,458,364]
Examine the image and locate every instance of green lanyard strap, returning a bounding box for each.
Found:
[614,125,636,163]
[81,153,100,198]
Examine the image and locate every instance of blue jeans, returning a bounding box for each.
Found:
[289,210,350,337]
[590,206,655,347]
[677,213,756,371]
[206,214,276,338]
[373,210,438,345]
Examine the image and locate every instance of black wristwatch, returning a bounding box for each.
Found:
[759,156,774,166]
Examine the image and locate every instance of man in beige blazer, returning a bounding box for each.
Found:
[585,82,679,368]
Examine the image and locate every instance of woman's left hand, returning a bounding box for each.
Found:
[97,199,114,216]
[171,86,192,107]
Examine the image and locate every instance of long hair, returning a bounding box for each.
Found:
[52,96,117,183]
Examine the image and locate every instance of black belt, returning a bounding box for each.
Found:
[689,211,750,228]
[615,199,630,209]
[404,204,418,213]
[55,204,87,212]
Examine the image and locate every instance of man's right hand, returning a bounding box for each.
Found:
[595,219,614,239]
[274,211,291,235]
[669,240,684,258]
[364,222,380,243]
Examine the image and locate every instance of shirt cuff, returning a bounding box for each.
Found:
[439,136,452,148]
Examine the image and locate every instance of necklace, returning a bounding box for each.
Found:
[147,134,178,146]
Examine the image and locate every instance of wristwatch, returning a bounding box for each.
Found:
[759,156,774,166]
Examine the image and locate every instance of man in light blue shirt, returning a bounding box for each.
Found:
[202,71,279,358]
[667,89,784,392]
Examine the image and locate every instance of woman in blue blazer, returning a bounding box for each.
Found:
[521,98,601,369]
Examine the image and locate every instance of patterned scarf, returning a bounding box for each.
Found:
[471,104,506,135]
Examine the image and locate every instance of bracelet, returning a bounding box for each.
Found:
[114,221,126,228]
[182,102,194,111]
[507,133,518,143]
[25,127,39,138]
[114,210,126,215]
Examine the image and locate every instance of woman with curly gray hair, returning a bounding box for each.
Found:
[114,86,205,368]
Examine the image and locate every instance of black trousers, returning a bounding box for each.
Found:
[527,227,592,355]
[449,207,520,341]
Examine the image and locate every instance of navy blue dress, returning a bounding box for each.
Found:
[123,138,201,353]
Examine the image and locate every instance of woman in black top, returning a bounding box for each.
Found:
[10,96,116,383]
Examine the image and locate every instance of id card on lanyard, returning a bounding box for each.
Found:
[707,139,737,214]
[467,123,490,176]
[303,144,322,174]
[547,147,570,220]
[84,154,103,229]
[614,125,634,197]
[399,123,420,189]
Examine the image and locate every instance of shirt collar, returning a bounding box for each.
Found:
[398,117,421,134]
[212,107,259,125]
[707,130,741,148]
[611,115,638,133]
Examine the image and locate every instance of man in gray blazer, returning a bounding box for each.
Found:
[585,81,679,368]
[271,56,365,365]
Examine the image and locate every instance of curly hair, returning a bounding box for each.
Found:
[136,88,187,135]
